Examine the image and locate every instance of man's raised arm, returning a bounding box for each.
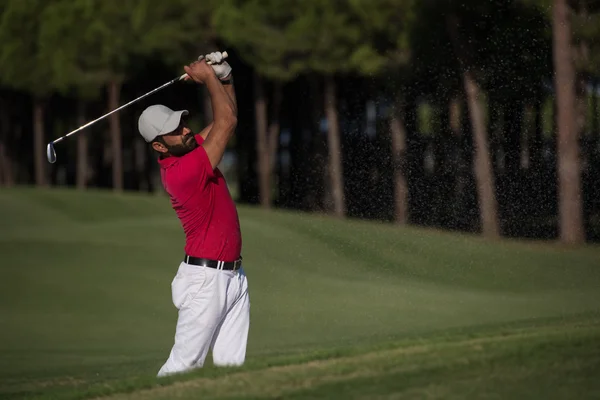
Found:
[184,60,237,169]
[222,78,237,115]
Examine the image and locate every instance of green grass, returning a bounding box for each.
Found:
[0,186,599,399]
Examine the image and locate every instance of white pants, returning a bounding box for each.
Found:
[157,261,250,377]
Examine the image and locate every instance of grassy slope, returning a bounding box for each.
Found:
[97,319,600,400]
[0,187,599,399]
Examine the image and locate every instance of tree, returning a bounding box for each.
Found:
[407,0,466,229]
[39,1,106,189]
[553,0,585,243]
[0,0,54,187]
[0,95,14,187]
[0,3,13,187]
[408,0,554,236]
[297,0,389,217]
[36,0,133,191]
[378,0,417,224]
[36,0,213,192]
[214,0,305,208]
[217,0,396,216]
[446,7,501,238]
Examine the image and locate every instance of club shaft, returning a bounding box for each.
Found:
[53,77,181,144]
[51,51,228,145]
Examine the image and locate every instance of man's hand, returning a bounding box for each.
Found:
[200,52,232,81]
[183,59,215,85]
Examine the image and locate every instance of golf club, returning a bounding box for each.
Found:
[46,51,228,164]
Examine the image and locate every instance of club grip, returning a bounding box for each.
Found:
[179,51,229,80]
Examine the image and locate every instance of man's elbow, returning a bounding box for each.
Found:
[214,108,237,134]
[225,115,238,131]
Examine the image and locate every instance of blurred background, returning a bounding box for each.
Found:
[3,2,600,398]
[0,0,599,244]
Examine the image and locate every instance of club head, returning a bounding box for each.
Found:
[46,142,57,164]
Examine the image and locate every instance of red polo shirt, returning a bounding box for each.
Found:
[158,134,241,262]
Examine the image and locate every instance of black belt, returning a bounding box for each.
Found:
[184,254,242,271]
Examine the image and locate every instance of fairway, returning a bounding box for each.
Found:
[1,187,599,399]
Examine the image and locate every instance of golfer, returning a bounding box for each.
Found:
[137,52,249,377]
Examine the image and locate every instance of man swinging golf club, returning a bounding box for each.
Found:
[137,52,249,377]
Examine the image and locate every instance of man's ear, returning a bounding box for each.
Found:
[152,141,168,154]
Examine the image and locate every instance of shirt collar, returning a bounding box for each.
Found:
[157,134,205,169]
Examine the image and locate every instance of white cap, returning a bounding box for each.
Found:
[138,104,189,142]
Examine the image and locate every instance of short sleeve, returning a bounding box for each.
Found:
[165,145,215,205]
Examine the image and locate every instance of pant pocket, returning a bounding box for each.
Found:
[171,266,207,309]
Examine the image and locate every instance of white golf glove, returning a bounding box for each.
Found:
[199,52,232,81]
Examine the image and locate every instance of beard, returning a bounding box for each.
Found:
[166,135,198,157]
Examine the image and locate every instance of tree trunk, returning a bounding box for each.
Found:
[447,14,500,238]
[0,102,13,186]
[305,75,325,211]
[435,100,454,227]
[267,82,283,202]
[504,100,523,177]
[575,75,587,166]
[254,72,271,208]
[591,82,599,168]
[574,1,589,165]
[0,140,9,186]
[0,140,12,187]
[108,79,123,192]
[530,98,544,171]
[591,82,599,181]
[390,100,408,224]
[487,98,501,174]
[553,0,584,244]
[33,99,47,187]
[592,82,598,141]
[134,137,148,192]
[464,73,500,238]
[324,76,345,218]
[76,102,88,190]
[449,95,467,228]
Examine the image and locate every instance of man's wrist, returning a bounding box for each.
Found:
[220,74,233,85]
